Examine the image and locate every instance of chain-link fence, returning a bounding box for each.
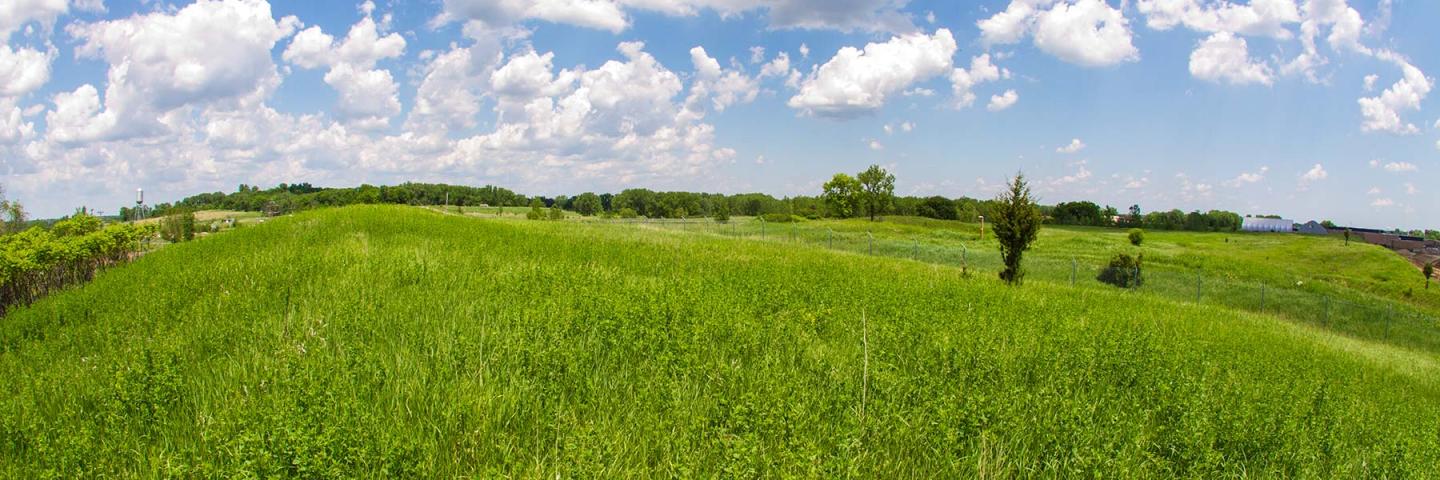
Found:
[613,217,1440,353]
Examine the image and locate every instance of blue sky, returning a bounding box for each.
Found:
[0,0,1435,229]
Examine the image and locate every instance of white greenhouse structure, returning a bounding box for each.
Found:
[1242,217,1294,232]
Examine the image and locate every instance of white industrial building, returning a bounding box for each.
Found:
[1242,217,1294,232]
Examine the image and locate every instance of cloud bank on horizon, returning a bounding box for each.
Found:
[0,0,1435,228]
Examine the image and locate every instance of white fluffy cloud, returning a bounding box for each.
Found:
[1223,165,1268,187]
[61,0,300,140]
[438,0,915,34]
[987,90,1019,111]
[45,83,115,143]
[1380,161,1416,172]
[684,46,759,115]
[1358,50,1432,135]
[0,97,38,144]
[450,41,737,188]
[1299,163,1327,183]
[407,43,497,132]
[440,0,629,32]
[0,0,103,40]
[949,54,1006,109]
[1136,0,1299,39]
[283,15,406,128]
[1189,32,1273,85]
[980,0,1138,67]
[789,29,957,117]
[1056,138,1085,153]
[0,45,53,97]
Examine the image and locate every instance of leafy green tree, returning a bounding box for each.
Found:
[159,211,197,243]
[917,196,958,220]
[821,174,861,218]
[1129,228,1144,246]
[548,207,565,220]
[993,173,1042,285]
[0,185,26,235]
[1052,201,1103,226]
[573,193,603,216]
[1425,262,1435,290]
[856,165,895,221]
[526,199,546,220]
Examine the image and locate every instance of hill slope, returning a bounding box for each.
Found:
[2,206,1438,476]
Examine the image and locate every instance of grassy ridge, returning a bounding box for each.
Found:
[2,205,1438,477]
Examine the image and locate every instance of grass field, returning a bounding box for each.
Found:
[3,205,1439,476]
[622,215,1440,355]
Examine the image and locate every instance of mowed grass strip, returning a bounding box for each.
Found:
[1,205,1437,477]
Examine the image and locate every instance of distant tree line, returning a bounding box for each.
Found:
[131,177,1265,235]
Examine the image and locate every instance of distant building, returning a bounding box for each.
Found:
[1242,217,1294,232]
[1296,221,1329,235]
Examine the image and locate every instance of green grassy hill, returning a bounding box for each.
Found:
[3,206,1438,476]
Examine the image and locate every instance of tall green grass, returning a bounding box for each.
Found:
[633,216,1440,354]
[2,206,1438,476]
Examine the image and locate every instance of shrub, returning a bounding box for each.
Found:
[159,211,197,243]
[1128,228,1144,246]
[618,208,638,219]
[1098,253,1144,288]
[759,213,798,223]
[548,207,565,221]
[712,204,730,223]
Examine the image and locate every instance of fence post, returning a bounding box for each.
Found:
[828,229,833,249]
[1070,258,1077,286]
[913,238,918,260]
[761,218,766,239]
[867,232,874,255]
[1260,284,1266,312]
[961,244,968,271]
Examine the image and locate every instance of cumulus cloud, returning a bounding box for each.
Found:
[0,0,103,40]
[1370,197,1393,207]
[987,89,1019,111]
[1056,138,1085,153]
[789,29,957,117]
[1380,161,1416,172]
[1299,163,1327,184]
[1188,32,1272,85]
[684,46,760,116]
[60,0,300,141]
[1358,50,1433,135]
[437,0,916,34]
[447,41,739,189]
[949,54,1007,109]
[0,97,38,144]
[980,0,1139,67]
[1223,165,1268,187]
[0,45,53,97]
[283,15,407,129]
[1136,0,1299,39]
[406,39,503,133]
